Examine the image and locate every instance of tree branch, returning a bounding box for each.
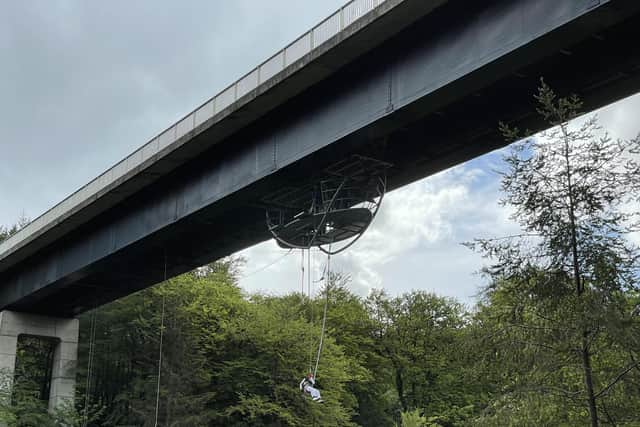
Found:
[593,360,640,400]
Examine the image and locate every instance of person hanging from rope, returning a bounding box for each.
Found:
[299,373,323,403]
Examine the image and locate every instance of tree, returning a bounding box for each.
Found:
[366,289,473,425]
[76,261,370,426]
[466,80,640,426]
[322,276,395,427]
[0,215,29,243]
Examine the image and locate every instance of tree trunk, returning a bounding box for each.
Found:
[394,364,407,412]
[581,335,599,427]
[562,123,598,426]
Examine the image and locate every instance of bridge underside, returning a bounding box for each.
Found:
[3,0,640,316]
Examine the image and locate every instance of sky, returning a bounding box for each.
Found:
[1,1,639,306]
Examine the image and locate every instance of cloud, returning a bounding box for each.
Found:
[338,162,518,299]
[0,0,345,227]
[342,167,483,284]
[595,92,640,140]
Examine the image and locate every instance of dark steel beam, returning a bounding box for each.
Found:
[2,0,640,316]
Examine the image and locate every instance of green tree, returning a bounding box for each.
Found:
[77,260,371,426]
[323,276,396,427]
[366,289,473,425]
[77,260,245,426]
[0,215,29,243]
[466,81,640,426]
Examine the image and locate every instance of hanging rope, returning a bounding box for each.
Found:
[308,248,312,299]
[82,308,97,427]
[302,248,316,373]
[300,180,345,377]
[301,249,305,295]
[307,248,314,373]
[154,254,168,427]
[313,251,331,378]
[263,166,387,385]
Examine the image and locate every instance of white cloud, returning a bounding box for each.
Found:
[342,167,486,285]
[340,163,518,300]
[595,92,640,140]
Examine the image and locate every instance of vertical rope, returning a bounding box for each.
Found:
[154,255,167,427]
[82,309,97,427]
[307,248,312,299]
[302,247,313,374]
[300,249,305,295]
[308,248,314,373]
[313,252,331,378]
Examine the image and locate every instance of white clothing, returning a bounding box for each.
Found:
[299,377,322,400]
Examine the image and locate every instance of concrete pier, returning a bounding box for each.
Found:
[0,310,79,411]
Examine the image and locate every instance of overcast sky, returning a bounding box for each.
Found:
[2,1,639,306]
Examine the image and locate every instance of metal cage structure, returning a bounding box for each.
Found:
[263,155,389,255]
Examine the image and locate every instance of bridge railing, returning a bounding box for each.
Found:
[0,0,390,259]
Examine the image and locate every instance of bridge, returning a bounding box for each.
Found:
[2,0,640,318]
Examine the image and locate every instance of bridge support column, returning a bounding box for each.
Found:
[0,310,79,412]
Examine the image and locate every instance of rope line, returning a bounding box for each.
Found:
[308,248,312,298]
[313,251,331,378]
[154,255,167,427]
[241,249,293,279]
[82,309,97,427]
[301,249,305,295]
[308,248,314,373]
[264,171,386,384]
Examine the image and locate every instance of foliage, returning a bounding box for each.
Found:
[397,409,427,427]
[465,80,640,426]
[365,289,478,425]
[69,263,480,426]
[0,215,29,243]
